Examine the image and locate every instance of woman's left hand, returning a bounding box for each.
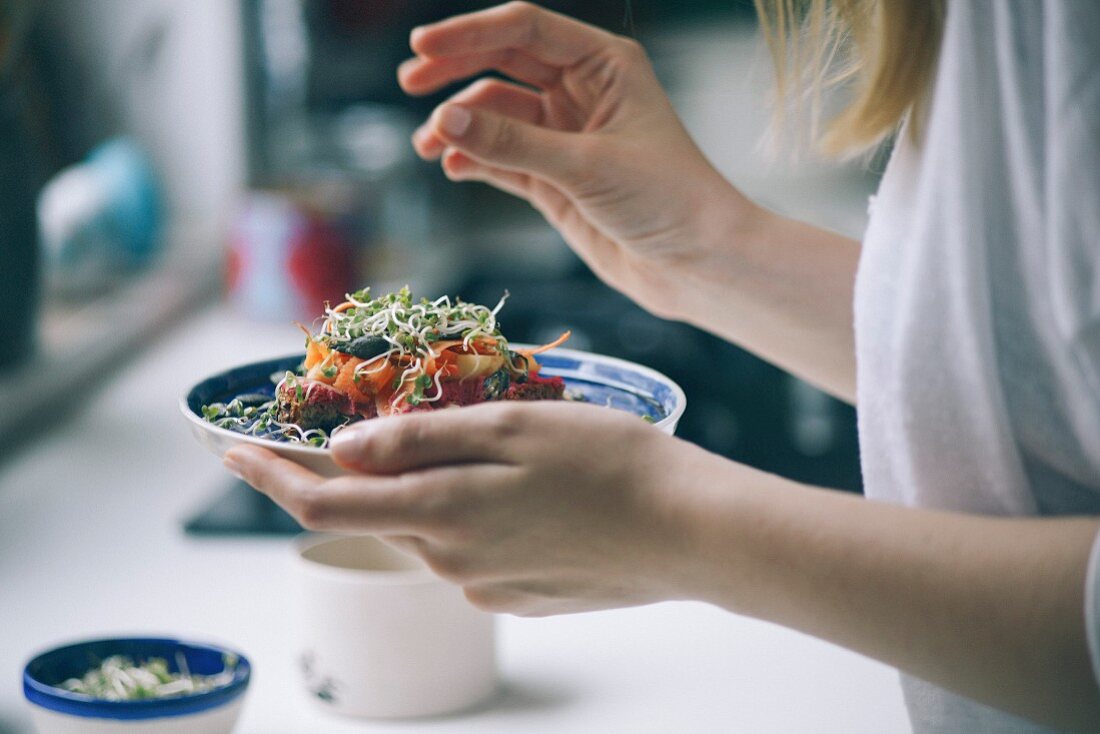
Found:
[223,401,702,616]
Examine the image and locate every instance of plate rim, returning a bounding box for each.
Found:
[180,346,687,456]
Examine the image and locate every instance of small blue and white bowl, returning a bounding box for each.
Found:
[23,637,250,733]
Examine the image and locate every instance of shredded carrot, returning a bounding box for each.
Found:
[297,322,330,369]
[430,338,498,355]
[334,359,374,404]
[515,330,571,356]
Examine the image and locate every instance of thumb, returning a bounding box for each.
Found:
[429,103,583,187]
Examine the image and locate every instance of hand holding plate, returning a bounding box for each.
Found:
[226,400,702,616]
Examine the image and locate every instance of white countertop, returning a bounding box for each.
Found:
[0,305,909,734]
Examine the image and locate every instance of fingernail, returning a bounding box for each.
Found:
[439,105,472,137]
[397,57,416,79]
[223,453,245,481]
[410,26,426,48]
[330,424,370,461]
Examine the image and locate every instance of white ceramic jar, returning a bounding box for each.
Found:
[292,533,497,718]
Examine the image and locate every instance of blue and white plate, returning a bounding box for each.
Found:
[181,347,686,477]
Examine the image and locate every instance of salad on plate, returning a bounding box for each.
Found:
[201,287,571,448]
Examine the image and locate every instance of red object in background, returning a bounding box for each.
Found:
[287,218,357,317]
[227,191,359,322]
[225,246,243,292]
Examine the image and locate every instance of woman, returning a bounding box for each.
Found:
[224,2,1100,731]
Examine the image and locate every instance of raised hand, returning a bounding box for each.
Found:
[399,2,753,320]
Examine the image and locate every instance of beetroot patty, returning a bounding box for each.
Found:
[276,381,354,432]
[504,373,565,401]
[278,369,567,428]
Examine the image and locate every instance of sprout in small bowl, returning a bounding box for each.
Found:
[23,637,250,734]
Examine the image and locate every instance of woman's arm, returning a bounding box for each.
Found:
[226,402,1100,730]
[400,2,860,401]
[676,446,1100,732]
[676,204,860,402]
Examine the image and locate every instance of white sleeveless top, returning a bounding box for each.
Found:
[853,1,1100,731]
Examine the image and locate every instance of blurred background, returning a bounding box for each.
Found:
[0,0,877,493]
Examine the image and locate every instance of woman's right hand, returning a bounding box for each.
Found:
[399,1,754,320]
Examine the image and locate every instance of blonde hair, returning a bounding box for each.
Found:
[754,0,946,157]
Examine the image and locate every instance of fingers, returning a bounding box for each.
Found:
[440,149,578,230]
[422,103,583,186]
[223,444,320,506]
[451,77,545,124]
[409,2,611,68]
[413,78,544,160]
[329,404,525,475]
[462,582,568,617]
[441,149,532,197]
[377,533,428,558]
[400,48,559,96]
[224,445,425,533]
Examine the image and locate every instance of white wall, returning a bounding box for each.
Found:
[41,0,247,245]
